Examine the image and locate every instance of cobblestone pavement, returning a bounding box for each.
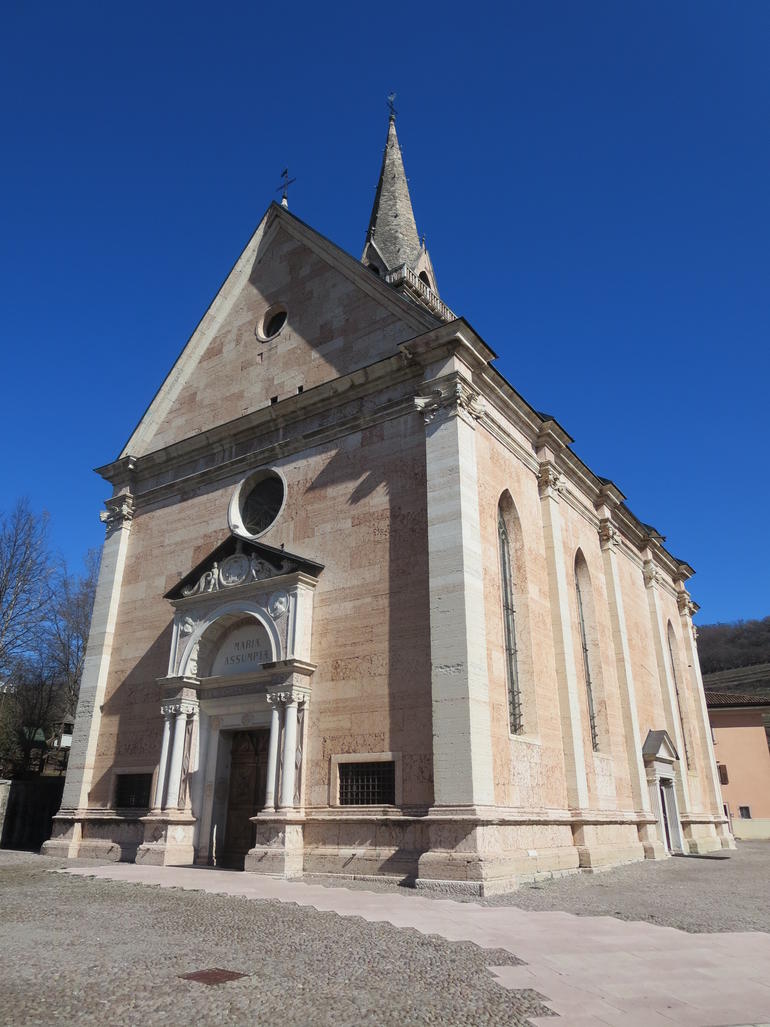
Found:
[487,840,770,933]
[4,847,770,1026]
[60,856,770,1027]
[0,852,550,1027]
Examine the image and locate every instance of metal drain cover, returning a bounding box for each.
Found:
[180,968,247,986]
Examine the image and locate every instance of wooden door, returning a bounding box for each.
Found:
[221,730,269,869]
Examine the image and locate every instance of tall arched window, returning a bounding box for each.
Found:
[498,507,522,734]
[667,623,692,769]
[575,557,599,752]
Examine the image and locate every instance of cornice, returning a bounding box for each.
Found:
[97,299,698,591]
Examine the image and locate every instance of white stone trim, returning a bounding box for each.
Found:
[598,515,650,813]
[61,504,134,812]
[227,466,288,541]
[178,600,281,677]
[422,370,495,807]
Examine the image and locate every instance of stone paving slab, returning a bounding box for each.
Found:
[61,864,770,1026]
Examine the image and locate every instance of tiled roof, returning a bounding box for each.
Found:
[705,691,770,708]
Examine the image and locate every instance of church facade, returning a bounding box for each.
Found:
[45,114,733,892]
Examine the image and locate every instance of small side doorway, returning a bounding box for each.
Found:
[221,730,269,869]
[659,782,672,852]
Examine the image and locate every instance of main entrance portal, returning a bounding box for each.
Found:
[221,730,269,869]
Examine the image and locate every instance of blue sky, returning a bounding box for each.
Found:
[1,2,768,623]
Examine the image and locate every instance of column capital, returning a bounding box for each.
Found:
[161,698,198,718]
[538,460,566,501]
[267,686,309,707]
[99,494,134,535]
[643,559,663,590]
[598,517,620,552]
[414,375,485,427]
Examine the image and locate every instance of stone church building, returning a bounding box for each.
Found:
[45,113,733,892]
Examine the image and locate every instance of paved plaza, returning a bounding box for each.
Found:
[1,845,769,1026]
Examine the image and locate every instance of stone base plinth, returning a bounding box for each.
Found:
[681,818,733,855]
[135,813,196,866]
[244,814,304,877]
[637,823,668,860]
[274,808,660,896]
[42,812,143,861]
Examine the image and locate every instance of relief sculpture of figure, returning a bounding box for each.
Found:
[203,562,219,592]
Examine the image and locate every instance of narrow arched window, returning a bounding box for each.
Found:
[667,624,692,769]
[498,509,522,733]
[575,571,599,751]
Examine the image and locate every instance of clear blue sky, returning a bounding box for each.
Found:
[1,2,768,623]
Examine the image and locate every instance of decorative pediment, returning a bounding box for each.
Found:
[165,535,323,602]
[642,729,679,764]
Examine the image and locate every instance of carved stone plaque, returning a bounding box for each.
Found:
[211,621,272,677]
[220,554,250,587]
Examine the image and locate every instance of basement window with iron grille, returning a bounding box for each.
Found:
[114,773,153,810]
[339,761,395,806]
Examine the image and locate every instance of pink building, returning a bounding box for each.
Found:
[707,692,770,839]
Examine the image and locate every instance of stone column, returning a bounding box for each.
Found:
[596,506,649,815]
[677,589,734,847]
[165,701,196,811]
[417,375,494,808]
[264,698,282,811]
[60,493,135,815]
[279,697,299,810]
[537,454,589,810]
[152,709,174,810]
[642,555,691,814]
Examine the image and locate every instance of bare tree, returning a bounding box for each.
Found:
[0,499,52,679]
[0,654,63,775]
[0,503,97,774]
[46,549,99,717]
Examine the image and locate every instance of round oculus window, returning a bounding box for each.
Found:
[240,473,284,535]
[258,305,287,341]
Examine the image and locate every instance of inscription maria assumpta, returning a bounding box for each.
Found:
[211,624,272,677]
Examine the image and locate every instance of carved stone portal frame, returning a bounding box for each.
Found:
[135,540,320,869]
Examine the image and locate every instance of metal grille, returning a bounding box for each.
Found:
[339,761,395,805]
[498,511,523,734]
[114,773,152,809]
[575,575,599,751]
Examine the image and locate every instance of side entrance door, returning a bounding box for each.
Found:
[221,730,269,869]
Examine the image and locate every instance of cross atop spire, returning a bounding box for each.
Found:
[361,104,439,298]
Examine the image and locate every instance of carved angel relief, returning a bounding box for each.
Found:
[181,551,291,597]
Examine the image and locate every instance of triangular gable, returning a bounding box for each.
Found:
[642,729,679,763]
[121,203,441,460]
[165,534,323,602]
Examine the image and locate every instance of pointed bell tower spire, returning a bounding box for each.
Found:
[362,100,439,297]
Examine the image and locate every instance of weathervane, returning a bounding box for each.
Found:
[387,92,397,119]
[276,168,296,208]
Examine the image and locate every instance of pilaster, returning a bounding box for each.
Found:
[53,493,135,829]
[676,586,735,849]
[536,432,588,810]
[596,493,649,820]
[418,372,494,807]
[642,552,691,816]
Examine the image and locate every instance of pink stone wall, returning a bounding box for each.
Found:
[134,225,423,456]
[475,429,569,811]
[88,411,434,809]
